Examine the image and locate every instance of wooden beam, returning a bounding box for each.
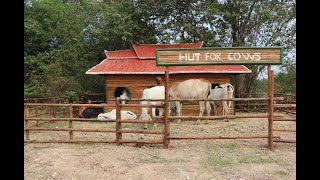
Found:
[268,66,274,151]
[164,66,170,149]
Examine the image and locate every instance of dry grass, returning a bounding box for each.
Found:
[24,112,296,180]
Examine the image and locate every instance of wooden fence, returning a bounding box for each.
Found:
[235,93,296,114]
[24,96,295,150]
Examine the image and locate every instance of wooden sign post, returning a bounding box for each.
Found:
[156,46,282,150]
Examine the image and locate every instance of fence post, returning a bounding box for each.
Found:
[286,96,289,114]
[52,97,56,117]
[116,97,122,145]
[35,99,39,126]
[164,66,170,148]
[68,104,74,140]
[25,105,30,141]
[268,66,274,151]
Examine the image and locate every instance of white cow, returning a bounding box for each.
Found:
[219,83,234,112]
[169,79,211,123]
[119,89,130,105]
[139,86,165,129]
[97,109,137,120]
[208,86,230,118]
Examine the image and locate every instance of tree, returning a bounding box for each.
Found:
[24,0,158,98]
[212,0,296,98]
[133,0,296,98]
[275,60,296,95]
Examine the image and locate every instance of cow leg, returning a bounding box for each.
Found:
[159,108,163,116]
[222,101,229,122]
[151,107,157,128]
[214,104,218,116]
[143,108,149,129]
[196,101,205,124]
[205,101,211,124]
[175,101,182,123]
[143,108,150,129]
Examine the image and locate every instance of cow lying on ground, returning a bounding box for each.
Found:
[169,79,211,123]
[97,109,137,120]
[139,86,165,129]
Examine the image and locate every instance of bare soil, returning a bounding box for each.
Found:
[24,112,296,180]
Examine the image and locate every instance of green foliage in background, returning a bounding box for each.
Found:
[24,0,295,98]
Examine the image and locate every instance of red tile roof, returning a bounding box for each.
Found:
[86,43,251,74]
[86,59,251,74]
[133,42,203,59]
[105,50,137,59]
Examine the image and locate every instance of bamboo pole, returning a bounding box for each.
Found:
[168,114,269,120]
[273,117,296,121]
[24,103,116,107]
[107,97,284,102]
[116,97,122,145]
[68,104,74,140]
[119,120,164,123]
[25,127,116,132]
[120,104,164,108]
[164,66,170,149]
[273,104,296,108]
[24,140,116,143]
[24,97,284,107]
[25,117,116,122]
[272,128,296,132]
[120,129,164,134]
[52,98,56,118]
[268,66,274,151]
[286,97,289,113]
[118,139,164,144]
[273,139,296,143]
[35,99,39,126]
[25,128,164,135]
[25,105,30,140]
[169,135,271,140]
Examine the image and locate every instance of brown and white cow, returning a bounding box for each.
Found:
[169,79,211,122]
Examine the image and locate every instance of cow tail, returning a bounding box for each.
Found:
[207,83,212,98]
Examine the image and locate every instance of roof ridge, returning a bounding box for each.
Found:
[133,42,203,46]
[104,49,134,52]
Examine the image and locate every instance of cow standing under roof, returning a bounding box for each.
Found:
[139,86,165,129]
[169,79,211,123]
[219,83,234,112]
[208,85,230,121]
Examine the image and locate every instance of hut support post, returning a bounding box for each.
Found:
[164,66,170,149]
[25,105,30,140]
[116,97,122,145]
[68,104,74,140]
[268,65,274,151]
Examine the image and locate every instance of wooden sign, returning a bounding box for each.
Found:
[156,47,283,66]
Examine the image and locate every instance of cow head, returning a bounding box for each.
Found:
[169,103,179,116]
[126,111,137,120]
[97,113,111,120]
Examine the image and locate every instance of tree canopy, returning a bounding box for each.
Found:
[24,0,296,98]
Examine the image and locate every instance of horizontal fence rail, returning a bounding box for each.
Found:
[24,96,295,150]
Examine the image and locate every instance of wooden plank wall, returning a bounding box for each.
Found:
[103,73,234,116]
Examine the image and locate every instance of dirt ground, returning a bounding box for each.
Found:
[24,112,296,180]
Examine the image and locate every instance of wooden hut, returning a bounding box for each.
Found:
[86,42,251,116]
